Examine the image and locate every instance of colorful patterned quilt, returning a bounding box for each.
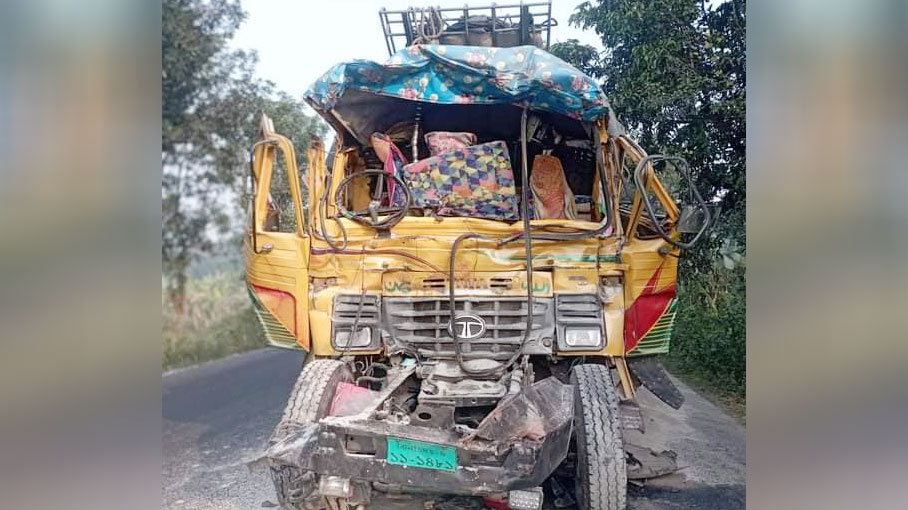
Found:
[402,141,519,221]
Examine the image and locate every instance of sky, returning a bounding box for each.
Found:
[231,0,604,101]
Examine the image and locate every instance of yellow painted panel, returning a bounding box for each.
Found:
[381,271,553,297]
[553,268,598,294]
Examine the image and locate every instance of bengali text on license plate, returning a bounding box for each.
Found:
[386,437,457,472]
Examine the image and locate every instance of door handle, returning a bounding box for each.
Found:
[260,243,273,254]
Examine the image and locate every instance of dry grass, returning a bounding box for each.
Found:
[162,272,263,370]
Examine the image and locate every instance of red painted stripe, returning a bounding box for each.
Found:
[624,263,675,353]
[251,284,298,336]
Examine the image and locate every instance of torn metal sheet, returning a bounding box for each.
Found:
[467,377,573,444]
[261,423,322,470]
[625,443,679,480]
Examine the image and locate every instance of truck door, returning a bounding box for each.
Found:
[246,116,311,351]
[620,149,709,356]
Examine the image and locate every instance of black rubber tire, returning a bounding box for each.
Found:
[269,359,352,510]
[571,363,627,510]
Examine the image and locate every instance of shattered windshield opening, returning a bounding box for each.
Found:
[337,109,605,225]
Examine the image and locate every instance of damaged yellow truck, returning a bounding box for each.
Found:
[246,5,709,510]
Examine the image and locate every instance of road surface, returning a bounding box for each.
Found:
[163,349,745,509]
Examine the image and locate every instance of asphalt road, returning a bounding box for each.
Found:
[163,348,745,509]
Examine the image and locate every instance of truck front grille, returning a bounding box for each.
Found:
[383,297,554,360]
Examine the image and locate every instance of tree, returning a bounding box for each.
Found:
[162,0,245,157]
[549,39,602,77]
[162,0,325,316]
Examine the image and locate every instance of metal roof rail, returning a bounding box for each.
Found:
[378,2,555,56]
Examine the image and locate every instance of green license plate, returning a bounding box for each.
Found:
[386,437,457,472]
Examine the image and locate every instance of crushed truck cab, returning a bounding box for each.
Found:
[245,5,709,510]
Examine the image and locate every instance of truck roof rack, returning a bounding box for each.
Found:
[378,2,555,56]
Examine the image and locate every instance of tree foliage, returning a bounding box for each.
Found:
[162,0,325,313]
[549,38,603,77]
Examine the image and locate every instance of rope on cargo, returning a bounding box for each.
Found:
[412,7,445,45]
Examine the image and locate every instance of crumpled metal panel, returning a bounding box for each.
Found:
[625,443,679,480]
[258,375,576,496]
[467,377,573,444]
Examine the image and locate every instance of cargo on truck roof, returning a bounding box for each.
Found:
[379,2,556,55]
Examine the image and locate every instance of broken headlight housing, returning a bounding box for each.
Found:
[555,294,605,351]
[331,294,380,351]
[334,327,373,348]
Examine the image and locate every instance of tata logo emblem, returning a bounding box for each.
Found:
[448,314,486,340]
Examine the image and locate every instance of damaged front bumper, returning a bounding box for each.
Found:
[263,377,574,501]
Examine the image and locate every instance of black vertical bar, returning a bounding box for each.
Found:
[463,5,469,44]
[546,0,551,49]
[379,9,393,56]
[491,4,497,46]
[402,10,414,47]
[519,2,527,45]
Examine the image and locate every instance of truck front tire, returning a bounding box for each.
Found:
[571,363,627,510]
[269,359,352,510]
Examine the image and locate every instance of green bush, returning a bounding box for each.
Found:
[668,265,746,399]
[162,271,263,370]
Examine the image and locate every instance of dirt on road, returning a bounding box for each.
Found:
[162,349,744,509]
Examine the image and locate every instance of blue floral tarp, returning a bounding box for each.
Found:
[305,45,613,123]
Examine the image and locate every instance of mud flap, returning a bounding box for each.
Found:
[627,356,684,409]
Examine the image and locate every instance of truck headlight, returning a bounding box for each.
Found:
[564,327,602,348]
[334,326,372,348]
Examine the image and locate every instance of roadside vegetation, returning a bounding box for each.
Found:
[162,271,260,370]
[162,0,324,371]
[162,253,261,370]
[668,262,746,420]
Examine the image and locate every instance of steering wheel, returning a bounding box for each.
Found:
[334,169,411,229]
